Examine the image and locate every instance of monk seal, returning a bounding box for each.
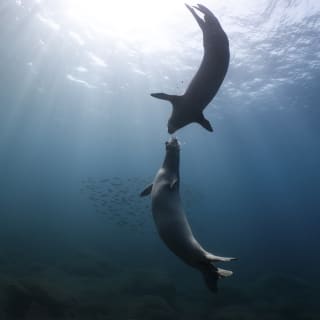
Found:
[140,137,236,292]
[151,4,230,134]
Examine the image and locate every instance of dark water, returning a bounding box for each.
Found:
[0,0,320,319]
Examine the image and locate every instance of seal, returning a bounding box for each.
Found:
[151,4,230,134]
[140,137,236,292]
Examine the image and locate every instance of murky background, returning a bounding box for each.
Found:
[0,0,319,319]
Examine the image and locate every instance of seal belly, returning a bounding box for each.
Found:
[185,46,229,107]
[152,189,205,267]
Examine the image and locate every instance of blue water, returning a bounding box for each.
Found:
[0,0,319,319]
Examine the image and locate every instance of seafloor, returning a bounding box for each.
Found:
[0,252,319,320]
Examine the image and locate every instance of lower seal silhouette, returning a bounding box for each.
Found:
[141,137,237,292]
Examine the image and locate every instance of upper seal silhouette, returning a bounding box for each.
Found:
[151,4,230,134]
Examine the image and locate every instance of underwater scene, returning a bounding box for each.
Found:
[0,0,320,319]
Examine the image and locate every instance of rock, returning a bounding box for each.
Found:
[123,270,176,304]
[128,295,177,320]
[212,305,257,320]
[0,278,68,319]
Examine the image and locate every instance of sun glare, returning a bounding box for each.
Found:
[63,0,184,36]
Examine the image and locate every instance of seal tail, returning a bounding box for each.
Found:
[200,264,233,293]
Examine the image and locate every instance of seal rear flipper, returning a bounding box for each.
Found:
[197,115,213,132]
[140,184,153,197]
[200,264,219,292]
[185,4,205,30]
[217,267,233,278]
[200,264,233,293]
[205,252,238,262]
[194,4,216,19]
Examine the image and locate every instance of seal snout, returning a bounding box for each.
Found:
[168,126,175,135]
[168,121,177,135]
[166,137,180,150]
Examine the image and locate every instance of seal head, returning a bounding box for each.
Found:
[165,136,180,150]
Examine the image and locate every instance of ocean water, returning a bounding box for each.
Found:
[0,0,319,319]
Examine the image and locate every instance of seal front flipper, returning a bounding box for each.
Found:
[140,184,153,197]
[169,177,178,189]
[151,93,179,104]
[197,114,213,132]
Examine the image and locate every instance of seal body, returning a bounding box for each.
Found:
[151,4,230,134]
[140,138,236,292]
